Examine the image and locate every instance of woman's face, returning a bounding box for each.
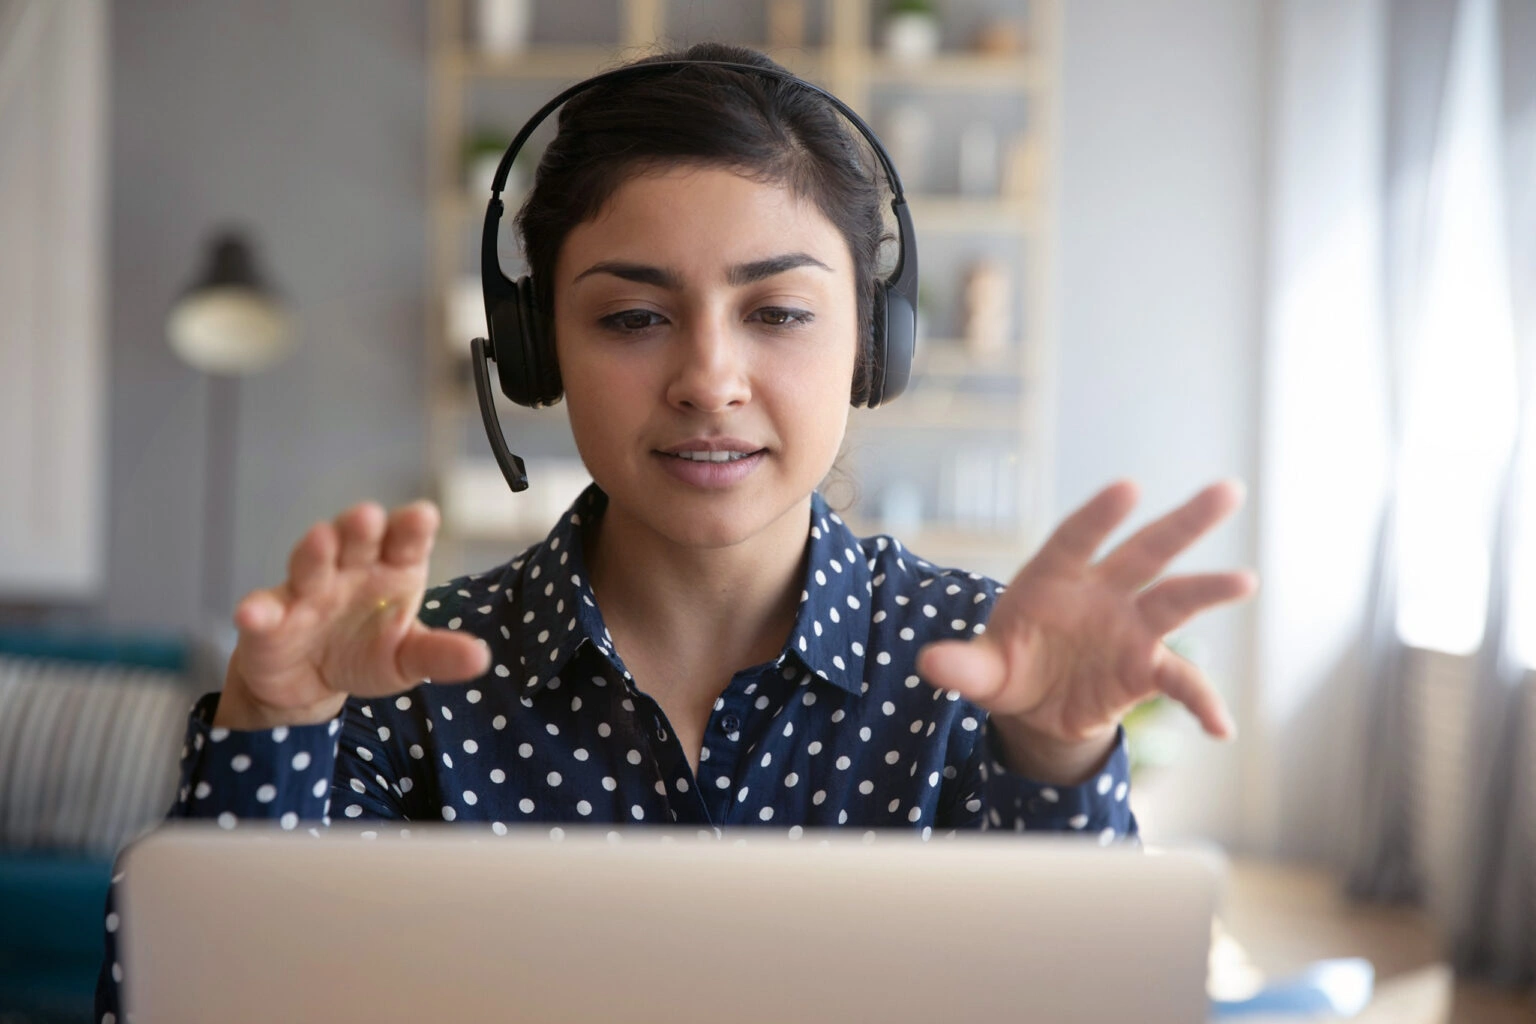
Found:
[553,164,859,551]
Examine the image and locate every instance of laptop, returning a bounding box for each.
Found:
[118,824,1224,1023]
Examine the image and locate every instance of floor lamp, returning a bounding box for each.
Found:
[166,228,295,641]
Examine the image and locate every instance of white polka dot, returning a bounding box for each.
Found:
[1115,781,1129,801]
[441,752,453,768]
[377,726,391,742]
[602,776,617,791]
[399,777,414,793]
[716,776,730,789]
[493,715,507,730]
[217,811,237,829]
[1096,773,1113,796]
[519,798,534,813]
[280,812,298,830]
[356,746,373,762]
[884,750,900,765]
[209,727,230,742]
[922,605,936,618]
[631,805,645,821]
[1040,787,1059,803]
[1068,814,1089,829]
[193,781,211,800]
[965,798,983,813]
[518,743,533,757]
[858,780,874,795]
[312,779,328,798]
[256,784,276,803]
[813,789,827,805]
[271,726,289,742]
[1099,827,1117,846]
[876,651,891,665]
[463,739,478,754]
[626,749,642,765]
[835,756,851,770]
[105,912,119,933]
[785,772,799,788]
[345,804,363,818]
[492,821,508,835]
[882,701,895,715]
[395,695,412,710]
[807,741,823,755]
[577,800,592,815]
[759,807,774,821]
[442,806,457,821]
[463,790,478,805]
[547,771,562,787]
[962,716,979,732]
[229,754,251,773]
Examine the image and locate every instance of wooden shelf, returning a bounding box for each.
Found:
[447,45,625,80]
[868,52,1044,91]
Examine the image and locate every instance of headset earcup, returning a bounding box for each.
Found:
[878,282,909,405]
[863,281,916,407]
[500,276,561,407]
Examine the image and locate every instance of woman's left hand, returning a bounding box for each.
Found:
[915,478,1258,785]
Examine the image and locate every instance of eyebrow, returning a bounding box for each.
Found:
[571,252,833,289]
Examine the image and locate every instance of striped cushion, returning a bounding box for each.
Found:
[0,655,192,855]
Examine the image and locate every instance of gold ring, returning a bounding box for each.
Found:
[375,598,391,612]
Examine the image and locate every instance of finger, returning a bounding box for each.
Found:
[380,500,440,569]
[1153,647,1235,739]
[394,624,493,687]
[335,502,387,570]
[1097,479,1247,591]
[233,587,287,634]
[1137,570,1259,636]
[288,521,337,599]
[914,638,1009,708]
[1018,479,1140,585]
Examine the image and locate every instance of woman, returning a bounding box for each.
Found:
[96,42,1254,1020]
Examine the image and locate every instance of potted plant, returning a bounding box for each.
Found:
[462,130,523,200]
[882,0,942,62]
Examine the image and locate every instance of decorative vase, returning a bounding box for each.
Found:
[474,0,533,56]
[882,12,941,62]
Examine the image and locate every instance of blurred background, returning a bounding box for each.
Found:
[0,0,1531,1021]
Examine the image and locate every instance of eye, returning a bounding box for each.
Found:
[599,309,667,333]
[751,307,815,329]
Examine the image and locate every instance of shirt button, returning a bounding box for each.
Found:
[720,713,742,734]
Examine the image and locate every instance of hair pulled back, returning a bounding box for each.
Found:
[514,42,889,398]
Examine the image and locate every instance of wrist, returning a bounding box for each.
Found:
[987,716,1119,787]
[211,666,347,731]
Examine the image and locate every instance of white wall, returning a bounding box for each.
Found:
[1056,0,1268,848]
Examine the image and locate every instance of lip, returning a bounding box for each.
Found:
[653,441,768,489]
[658,437,767,455]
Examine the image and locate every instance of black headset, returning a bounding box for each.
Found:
[470,58,919,493]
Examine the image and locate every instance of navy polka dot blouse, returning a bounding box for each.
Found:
[95,484,1137,1021]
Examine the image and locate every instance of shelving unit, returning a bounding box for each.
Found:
[425,0,1059,583]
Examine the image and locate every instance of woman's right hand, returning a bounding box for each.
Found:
[212,500,492,730]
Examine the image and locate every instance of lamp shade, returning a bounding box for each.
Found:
[167,230,294,375]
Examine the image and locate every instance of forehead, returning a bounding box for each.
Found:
[555,164,850,283]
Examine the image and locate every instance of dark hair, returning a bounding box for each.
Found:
[514,42,889,397]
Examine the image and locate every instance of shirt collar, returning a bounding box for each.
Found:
[514,485,870,699]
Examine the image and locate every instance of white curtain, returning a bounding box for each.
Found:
[1344,0,1535,991]
[0,0,108,599]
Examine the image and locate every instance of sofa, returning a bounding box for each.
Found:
[0,629,205,1022]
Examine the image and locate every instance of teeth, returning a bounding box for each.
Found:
[673,450,753,462]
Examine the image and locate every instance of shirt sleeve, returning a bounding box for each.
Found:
[95,689,407,1022]
[942,715,1140,845]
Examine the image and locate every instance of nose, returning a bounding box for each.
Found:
[664,312,752,414]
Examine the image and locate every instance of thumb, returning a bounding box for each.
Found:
[915,637,1008,707]
[394,624,492,687]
